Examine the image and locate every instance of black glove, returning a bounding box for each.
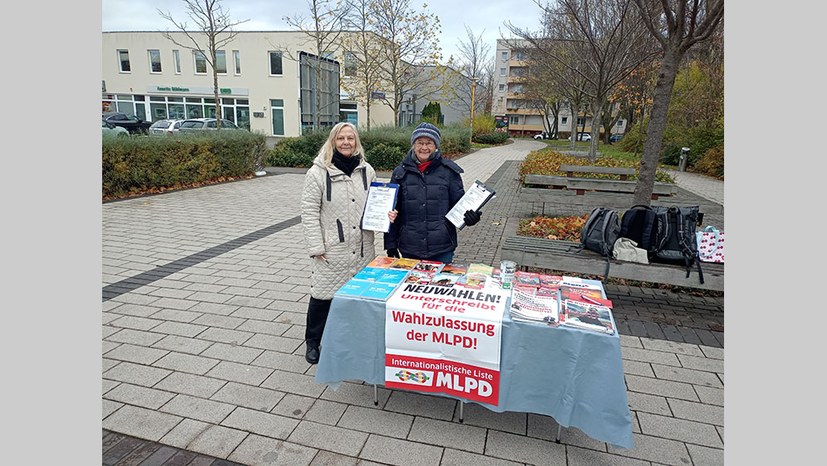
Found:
[386,248,400,258]
[463,210,482,227]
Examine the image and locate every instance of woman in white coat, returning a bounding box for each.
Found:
[300,122,396,364]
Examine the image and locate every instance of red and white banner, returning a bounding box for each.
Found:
[384,283,509,405]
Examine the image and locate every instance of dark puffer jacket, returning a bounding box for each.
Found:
[384,149,465,259]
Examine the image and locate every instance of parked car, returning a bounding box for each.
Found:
[102,120,129,137]
[533,131,556,140]
[609,134,624,143]
[102,112,153,135]
[570,132,591,142]
[178,118,242,132]
[149,119,185,136]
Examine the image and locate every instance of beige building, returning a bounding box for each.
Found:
[102,31,397,138]
[492,39,625,138]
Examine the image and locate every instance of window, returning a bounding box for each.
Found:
[515,51,526,60]
[148,49,162,73]
[501,51,508,61]
[233,50,241,75]
[118,50,131,72]
[321,51,335,60]
[173,50,181,74]
[499,68,506,76]
[344,51,357,77]
[577,117,585,126]
[194,51,207,74]
[511,84,523,94]
[509,115,520,125]
[215,50,227,74]
[269,51,283,76]
[498,84,505,92]
[271,99,284,136]
[561,116,568,125]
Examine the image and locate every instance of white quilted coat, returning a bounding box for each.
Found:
[301,153,377,299]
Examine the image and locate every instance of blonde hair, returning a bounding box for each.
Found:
[318,122,365,166]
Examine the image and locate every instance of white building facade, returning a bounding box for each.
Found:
[102,31,397,138]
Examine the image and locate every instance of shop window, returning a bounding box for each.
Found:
[194,51,207,74]
[118,50,131,73]
[148,49,162,73]
[269,51,283,76]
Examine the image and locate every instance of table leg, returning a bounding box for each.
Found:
[373,384,378,406]
[556,423,563,443]
[459,401,464,423]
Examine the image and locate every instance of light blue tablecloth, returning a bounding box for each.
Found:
[315,290,633,449]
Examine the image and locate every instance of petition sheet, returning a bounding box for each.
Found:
[446,180,496,229]
[362,182,399,233]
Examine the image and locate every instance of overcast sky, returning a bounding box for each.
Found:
[101,0,546,63]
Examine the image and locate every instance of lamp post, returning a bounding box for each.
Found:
[470,77,477,145]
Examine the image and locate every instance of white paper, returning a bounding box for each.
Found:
[445,180,496,229]
[362,182,399,233]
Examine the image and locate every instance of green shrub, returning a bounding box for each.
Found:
[103,131,266,199]
[470,114,495,136]
[366,143,406,170]
[421,102,442,124]
[693,144,724,179]
[472,131,509,144]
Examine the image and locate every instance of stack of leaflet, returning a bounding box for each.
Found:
[508,271,564,324]
[334,256,411,301]
[559,276,615,335]
[429,263,466,287]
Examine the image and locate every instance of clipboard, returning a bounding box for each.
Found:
[445,179,496,229]
[361,182,399,233]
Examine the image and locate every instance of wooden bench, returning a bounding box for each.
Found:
[520,165,723,215]
[500,235,724,291]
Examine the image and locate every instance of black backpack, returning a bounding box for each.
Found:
[579,207,621,278]
[650,206,704,282]
[619,205,659,255]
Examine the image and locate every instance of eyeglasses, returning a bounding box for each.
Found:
[414,140,435,147]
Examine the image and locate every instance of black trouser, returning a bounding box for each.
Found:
[305,297,332,349]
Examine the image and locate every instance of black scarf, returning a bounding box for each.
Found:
[332,150,360,177]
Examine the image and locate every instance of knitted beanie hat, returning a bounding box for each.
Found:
[410,122,441,150]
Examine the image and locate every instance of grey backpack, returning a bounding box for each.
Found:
[579,207,621,278]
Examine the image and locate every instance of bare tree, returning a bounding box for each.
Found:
[453,25,493,119]
[543,0,656,158]
[630,0,724,205]
[341,0,389,130]
[158,0,248,128]
[284,0,353,131]
[370,0,446,126]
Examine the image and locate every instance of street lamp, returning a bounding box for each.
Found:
[470,77,477,145]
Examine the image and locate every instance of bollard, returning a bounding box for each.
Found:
[678,147,690,172]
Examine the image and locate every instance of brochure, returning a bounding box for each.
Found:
[509,287,560,324]
[445,180,496,229]
[389,258,420,270]
[367,255,397,268]
[361,182,399,233]
[561,298,615,334]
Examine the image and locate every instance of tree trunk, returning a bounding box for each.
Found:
[569,102,578,150]
[633,48,680,205]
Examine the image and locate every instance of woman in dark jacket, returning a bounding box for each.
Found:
[384,122,481,263]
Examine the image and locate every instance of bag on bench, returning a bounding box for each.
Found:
[650,206,704,283]
[619,205,659,255]
[579,207,621,278]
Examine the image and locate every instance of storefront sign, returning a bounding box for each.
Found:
[147,85,249,96]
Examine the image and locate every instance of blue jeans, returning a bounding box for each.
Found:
[425,250,455,264]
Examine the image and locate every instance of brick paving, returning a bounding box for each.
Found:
[102,138,724,465]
